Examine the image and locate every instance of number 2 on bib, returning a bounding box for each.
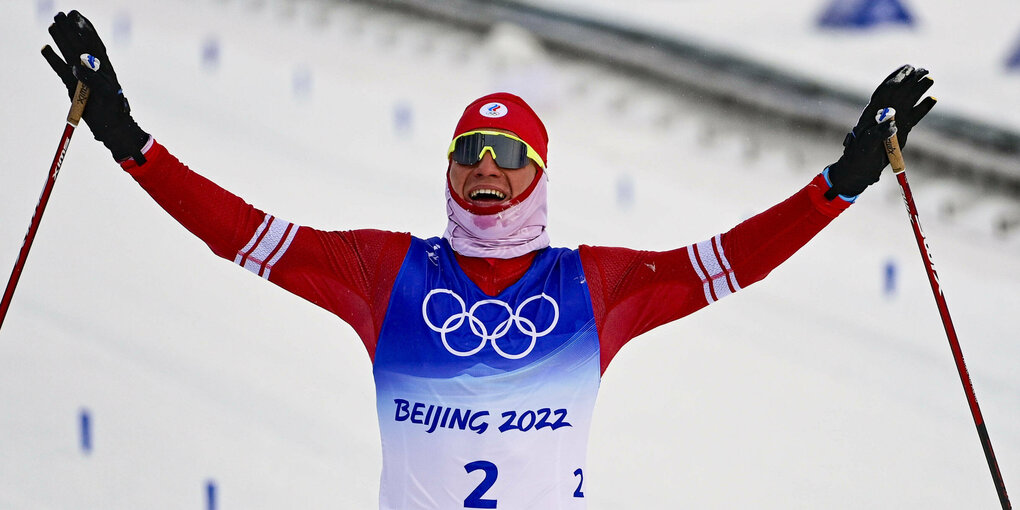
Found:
[464,460,498,508]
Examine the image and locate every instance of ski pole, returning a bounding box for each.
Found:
[880,107,1011,510]
[0,49,91,332]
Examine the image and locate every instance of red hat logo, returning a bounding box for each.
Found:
[479,102,508,118]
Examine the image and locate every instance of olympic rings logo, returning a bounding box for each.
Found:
[422,289,559,359]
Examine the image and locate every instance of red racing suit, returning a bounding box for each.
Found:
[122,140,849,374]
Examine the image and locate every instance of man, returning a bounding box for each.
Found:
[44,10,935,509]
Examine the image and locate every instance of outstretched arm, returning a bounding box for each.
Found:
[43,10,410,358]
[582,174,847,374]
[586,65,936,375]
[120,143,410,358]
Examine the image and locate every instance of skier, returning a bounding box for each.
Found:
[44,10,935,509]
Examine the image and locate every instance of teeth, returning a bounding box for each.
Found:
[470,189,506,200]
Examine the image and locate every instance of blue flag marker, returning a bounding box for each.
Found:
[79,408,92,454]
[201,36,221,71]
[293,66,313,99]
[884,258,898,296]
[818,0,915,29]
[616,174,635,210]
[1007,33,1020,70]
[394,101,413,136]
[36,0,55,21]
[113,12,133,45]
[206,479,217,510]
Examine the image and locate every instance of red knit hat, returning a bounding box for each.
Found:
[452,92,549,167]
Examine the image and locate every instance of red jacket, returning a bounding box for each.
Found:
[123,141,850,375]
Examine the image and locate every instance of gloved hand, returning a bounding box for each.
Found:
[825,65,936,200]
[42,10,149,164]
[824,116,897,200]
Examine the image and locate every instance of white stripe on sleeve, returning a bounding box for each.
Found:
[234,215,297,279]
[688,235,741,304]
[712,234,741,292]
[261,224,299,280]
[687,244,714,304]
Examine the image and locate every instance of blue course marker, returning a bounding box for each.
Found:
[1007,33,1020,70]
[79,408,91,454]
[616,174,635,209]
[817,0,915,29]
[36,0,55,22]
[206,479,217,510]
[884,258,898,297]
[393,101,413,136]
[113,12,133,45]
[201,36,220,71]
[292,66,313,99]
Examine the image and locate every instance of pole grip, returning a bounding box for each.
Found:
[68,81,90,126]
[875,107,906,175]
[883,132,906,175]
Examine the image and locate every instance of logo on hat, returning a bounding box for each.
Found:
[479,102,508,118]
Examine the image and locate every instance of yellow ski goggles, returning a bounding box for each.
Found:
[447,130,546,169]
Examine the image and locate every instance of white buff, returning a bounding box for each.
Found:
[443,173,550,259]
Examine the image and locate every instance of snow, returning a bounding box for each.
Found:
[0,0,1017,508]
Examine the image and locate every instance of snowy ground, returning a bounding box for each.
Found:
[0,1,1018,509]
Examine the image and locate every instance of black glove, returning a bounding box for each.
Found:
[824,117,897,200]
[43,10,149,164]
[825,65,937,200]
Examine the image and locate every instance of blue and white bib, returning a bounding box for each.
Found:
[373,237,600,509]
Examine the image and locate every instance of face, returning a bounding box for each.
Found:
[448,132,539,208]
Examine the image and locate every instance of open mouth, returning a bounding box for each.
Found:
[469,188,507,202]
